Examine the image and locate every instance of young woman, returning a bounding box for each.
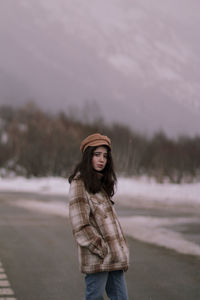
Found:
[68,133,129,300]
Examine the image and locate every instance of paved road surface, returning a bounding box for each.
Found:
[0,192,200,300]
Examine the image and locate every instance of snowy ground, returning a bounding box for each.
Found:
[0,176,199,206]
[0,176,200,257]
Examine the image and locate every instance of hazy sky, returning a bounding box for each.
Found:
[0,0,200,138]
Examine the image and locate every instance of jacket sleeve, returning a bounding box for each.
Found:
[69,179,107,258]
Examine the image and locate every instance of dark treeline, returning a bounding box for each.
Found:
[0,103,200,183]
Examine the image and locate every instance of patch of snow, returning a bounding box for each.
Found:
[115,177,200,207]
[0,132,8,144]
[0,176,69,195]
[120,216,200,256]
[0,176,200,207]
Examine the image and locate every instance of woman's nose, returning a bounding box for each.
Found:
[100,155,104,162]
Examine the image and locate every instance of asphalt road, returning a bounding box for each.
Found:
[0,192,200,300]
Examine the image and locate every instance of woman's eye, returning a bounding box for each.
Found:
[94,152,107,158]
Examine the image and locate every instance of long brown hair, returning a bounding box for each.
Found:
[68,145,117,197]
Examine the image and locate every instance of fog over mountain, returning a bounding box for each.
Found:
[0,0,200,137]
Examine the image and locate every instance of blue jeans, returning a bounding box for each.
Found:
[85,270,129,300]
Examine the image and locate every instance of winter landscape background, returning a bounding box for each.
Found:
[0,4,200,299]
[0,0,200,262]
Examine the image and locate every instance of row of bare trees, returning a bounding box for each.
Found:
[0,103,200,183]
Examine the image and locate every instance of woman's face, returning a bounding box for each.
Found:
[92,146,108,172]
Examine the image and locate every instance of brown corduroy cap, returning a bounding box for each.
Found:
[80,133,111,153]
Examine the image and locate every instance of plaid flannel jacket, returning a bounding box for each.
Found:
[69,176,129,274]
